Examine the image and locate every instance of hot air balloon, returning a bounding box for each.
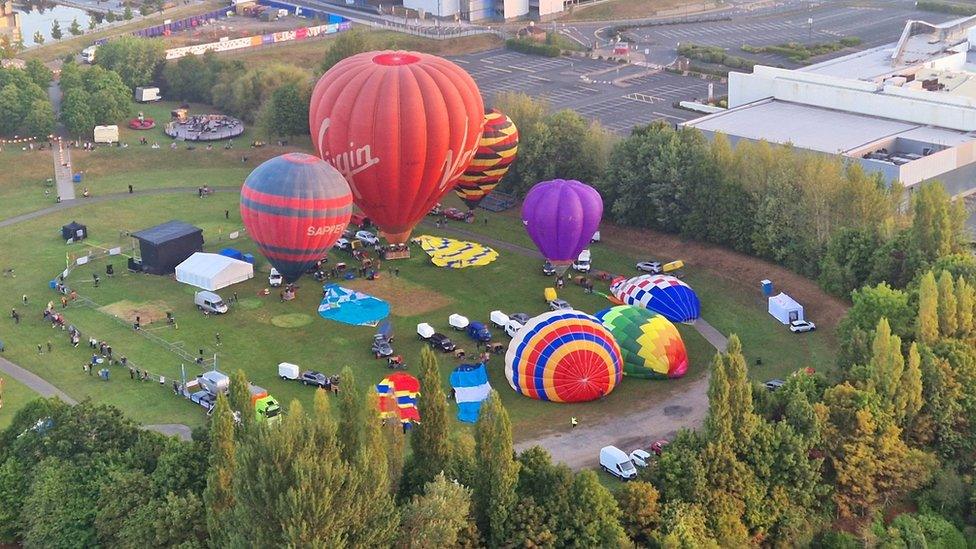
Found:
[240,153,353,282]
[376,372,421,425]
[521,179,602,275]
[610,275,701,323]
[309,50,484,244]
[595,305,688,379]
[505,309,623,403]
[454,109,519,210]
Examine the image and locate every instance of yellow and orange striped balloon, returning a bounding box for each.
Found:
[454,109,519,209]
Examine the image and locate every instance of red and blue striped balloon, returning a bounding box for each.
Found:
[241,153,353,282]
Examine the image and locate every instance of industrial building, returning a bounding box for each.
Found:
[0,1,21,46]
[684,16,976,202]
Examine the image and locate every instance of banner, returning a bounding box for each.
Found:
[165,24,345,60]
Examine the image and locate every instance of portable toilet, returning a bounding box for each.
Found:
[761,279,773,297]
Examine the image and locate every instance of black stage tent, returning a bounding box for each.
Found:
[131,220,203,275]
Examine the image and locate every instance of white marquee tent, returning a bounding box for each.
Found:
[175,252,253,291]
[768,292,804,324]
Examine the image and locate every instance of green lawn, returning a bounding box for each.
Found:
[0,375,37,431]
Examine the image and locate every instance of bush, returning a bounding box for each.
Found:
[839,37,862,47]
[505,39,560,58]
[916,1,976,15]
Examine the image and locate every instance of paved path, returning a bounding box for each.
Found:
[0,356,77,404]
[53,141,75,201]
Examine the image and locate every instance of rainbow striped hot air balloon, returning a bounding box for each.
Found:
[610,275,701,323]
[595,305,688,379]
[240,153,353,283]
[454,109,519,210]
[505,310,623,403]
[376,372,421,425]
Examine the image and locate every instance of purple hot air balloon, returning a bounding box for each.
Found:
[521,179,603,275]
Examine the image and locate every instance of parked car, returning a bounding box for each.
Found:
[650,439,670,456]
[334,237,351,251]
[269,267,283,287]
[194,291,228,314]
[509,312,530,325]
[443,207,473,222]
[789,319,816,333]
[356,230,379,246]
[542,261,556,276]
[630,449,652,468]
[467,321,491,342]
[428,203,443,216]
[600,446,638,480]
[572,249,591,273]
[371,334,394,358]
[428,332,456,352]
[505,320,524,338]
[636,261,663,274]
[301,371,330,388]
[489,310,510,329]
[764,379,786,391]
[549,298,572,311]
[350,212,370,228]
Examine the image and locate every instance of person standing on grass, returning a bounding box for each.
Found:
[36,343,42,353]
[22,294,27,305]
[11,309,19,324]
[0,339,4,352]
[46,340,52,353]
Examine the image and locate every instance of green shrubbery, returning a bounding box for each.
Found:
[741,37,862,63]
[677,43,755,70]
[505,38,561,57]
[916,0,976,15]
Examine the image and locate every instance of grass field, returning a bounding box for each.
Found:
[0,375,36,430]
[561,0,717,22]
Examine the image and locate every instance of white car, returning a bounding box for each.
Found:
[334,237,351,251]
[636,261,662,274]
[549,299,572,311]
[268,268,283,287]
[630,449,652,468]
[789,320,816,333]
[572,249,591,273]
[355,230,379,246]
[505,320,523,338]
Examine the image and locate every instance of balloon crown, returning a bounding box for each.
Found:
[373,52,421,66]
[282,152,321,164]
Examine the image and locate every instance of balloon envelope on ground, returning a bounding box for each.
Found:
[454,109,519,210]
[376,372,421,425]
[309,50,484,244]
[505,309,623,403]
[521,179,602,275]
[610,275,701,323]
[595,305,688,379]
[240,153,352,282]
[450,363,492,423]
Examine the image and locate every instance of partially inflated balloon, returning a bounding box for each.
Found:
[521,179,603,275]
[240,153,352,282]
[309,50,484,243]
[595,305,688,379]
[610,275,701,323]
[455,109,519,210]
[505,309,623,403]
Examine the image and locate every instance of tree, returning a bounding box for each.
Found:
[616,480,660,545]
[228,369,252,426]
[60,88,94,137]
[25,59,52,89]
[380,419,405,495]
[123,5,133,20]
[69,18,83,36]
[22,459,98,547]
[211,63,309,123]
[0,84,24,136]
[204,395,235,548]
[864,318,904,410]
[83,66,130,124]
[94,36,165,89]
[88,17,97,31]
[917,271,940,345]
[50,20,63,40]
[24,98,55,137]
[566,470,626,546]
[956,275,974,337]
[658,501,720,548]
[937,270,958,337]
[162,52,225,104]
[473,391,519,547]
[912,181,966,263]
[899,343,924,428]
[32,31,44,45]
[105,10,116,22]
[398,473,472,548]
[260,81,309,137]
[320,29,369,74]
[409,347,451,492]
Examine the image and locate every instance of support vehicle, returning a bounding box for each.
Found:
[428,333,456,352]
[194,291,228,314]
[600,446,638,480]
[789,320,816,333]
[269,268,283,287]
[630,449,652,468]
[371,334,394,358]
[572,249,591,273]
[467,321,491,342]
[636,261,663,274]
[489,310,509,329]
[505,320,523,338]
[549,298,572,311]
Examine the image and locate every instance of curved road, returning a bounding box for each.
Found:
[1,185,725,460]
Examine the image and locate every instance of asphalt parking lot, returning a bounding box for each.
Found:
[451,50,724,134]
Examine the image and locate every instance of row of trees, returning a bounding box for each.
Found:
[59,61,131,137]
[0,62,55,137]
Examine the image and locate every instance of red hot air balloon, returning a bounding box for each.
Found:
[240,153,353,282]
[309,50,484,244]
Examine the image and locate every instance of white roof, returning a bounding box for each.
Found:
[768,292,802,310]
[176,252,254,291]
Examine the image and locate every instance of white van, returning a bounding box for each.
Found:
[81,45,98,64]
[505,320,523,338]
[268,267,283,287]
[572,249,591,273]
[278,362,300,380]
[600,446,637,480]
[195,291,228,314]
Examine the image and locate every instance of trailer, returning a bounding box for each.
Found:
[449,313,469,331]
[134,86,161,103]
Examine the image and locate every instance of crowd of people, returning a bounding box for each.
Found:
[165,114,245,141]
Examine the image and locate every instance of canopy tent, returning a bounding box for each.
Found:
[175,252,254,291]
[318,284,390,326]
[61,221,87,242]
[450,364,492,423]
[412,235,499,268]
[768,292,804,324]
